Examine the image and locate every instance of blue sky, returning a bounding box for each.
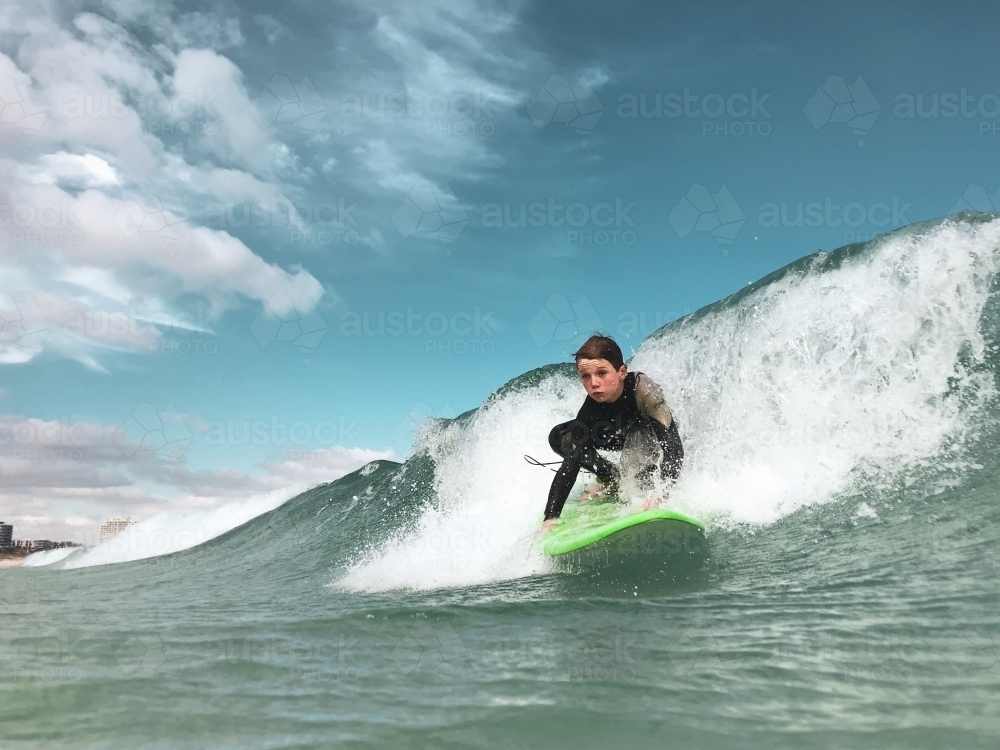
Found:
[3,0,1000,540]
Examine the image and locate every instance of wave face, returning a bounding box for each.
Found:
[341,214,1000,590]
[7,215,1000,748]
[21,486,308,569]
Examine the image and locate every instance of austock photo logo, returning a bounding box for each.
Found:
[114,185,190,250]
[527,74,604,145]
[203,196,362,248]
[250,74,327,132]
[338,88,496,137]
[3,197,83,247]
[250,293,327,364]
[115,631,355,683]
[0,293,50,363]
[61,305,219,356]
[893,88,1000,135]
[339,306,497,356]
[201,416,360,450]
[60,84,219,138]
[942,606,1000,676]
[391,621,469,684]
[115,631,193,679]
[390,403,456,456]
[0,72,48,136]
[391,183,469,249]
[0,415,86,465]
[616,87,771,137]
[668,184,745,246]
[804,74,880,146]
[666,627,750,677]
[527,293,603,348]
[494,629,640,683]
[480,197,637,246]
[114,403,192,460]
[757,196,912,242]
[951,184,1000,213]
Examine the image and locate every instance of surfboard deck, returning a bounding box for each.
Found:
[541,495,706,566]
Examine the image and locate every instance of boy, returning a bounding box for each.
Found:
[540,335,683,532]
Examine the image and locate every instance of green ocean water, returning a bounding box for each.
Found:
[3,216,1000,749]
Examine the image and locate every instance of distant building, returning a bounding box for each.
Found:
[100,517,134,542]
[2,532,80,557]
[15,540,79,553]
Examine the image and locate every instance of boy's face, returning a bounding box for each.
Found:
[576,358,627,402]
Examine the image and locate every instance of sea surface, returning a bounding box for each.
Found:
[3,214,1000,749]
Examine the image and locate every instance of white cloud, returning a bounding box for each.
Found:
[0,0,543,372]
[167,47,291,173]
[166,12,245,50]
[0,9,327,368]
[296,0,539,205]
[263,446,398,485]
[0,173,326,364]
[27,151,121,188]
[254,14,288,45]
[0,412,397,543]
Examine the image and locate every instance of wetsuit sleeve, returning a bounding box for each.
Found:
[634,374,672,429]
[543,398,620,520]
[635,374,683,482]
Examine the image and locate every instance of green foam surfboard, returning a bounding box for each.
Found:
[541,495,706,561]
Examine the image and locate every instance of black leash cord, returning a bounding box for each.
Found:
[523,454,561,472]
[524,454,595,476]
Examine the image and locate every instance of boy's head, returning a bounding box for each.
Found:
[574,335,626,402]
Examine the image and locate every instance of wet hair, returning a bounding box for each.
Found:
[574,334,624,371]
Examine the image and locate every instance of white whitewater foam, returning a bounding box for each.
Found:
[633,219,1000,527]
[19,546,78,567]
[339,374,581,591]
[341,218,1000,592]
[855,503,878,519]
[26,485,307,569]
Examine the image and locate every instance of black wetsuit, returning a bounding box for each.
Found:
[543,371,683,520]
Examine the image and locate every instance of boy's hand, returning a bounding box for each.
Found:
[640,495,661,511]
[579,484,607,502]
[536,518,560,536]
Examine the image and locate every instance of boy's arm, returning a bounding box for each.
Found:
[635,374,679,481]
[634,373,673,429]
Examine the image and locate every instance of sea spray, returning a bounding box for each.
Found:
[341,372,581,590]
[634,216,1000,526]
[342,215,1000,591]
